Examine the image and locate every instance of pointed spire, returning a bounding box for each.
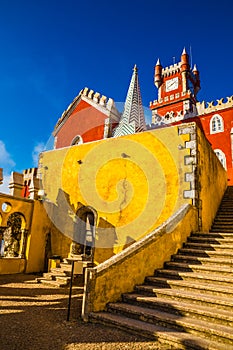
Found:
[113,66,146,137]
[192,64,198,72]
[154,58,163,88]
[182,47,187,55]
[181,47,190,72]
[193,64,201,92]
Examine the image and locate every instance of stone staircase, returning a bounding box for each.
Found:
[89,186,233,349]
[37,258,75,287]
[36,256,92,287]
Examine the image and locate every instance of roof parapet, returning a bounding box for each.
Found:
[196,96,233,114]
[54,87,119,133]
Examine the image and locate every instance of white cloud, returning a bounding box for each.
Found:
[0,173,11,194]
[32,142,46,166]
[0,140,15,194]
[0,140,15,168]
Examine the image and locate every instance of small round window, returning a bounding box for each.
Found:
[2,202,12,213]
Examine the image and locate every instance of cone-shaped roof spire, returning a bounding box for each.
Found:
[113,65,146,137]
[193,64,198,72]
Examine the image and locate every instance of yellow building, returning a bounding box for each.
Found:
[0,67,227,284]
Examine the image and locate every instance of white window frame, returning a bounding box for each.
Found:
[214,149,227,170]
[210,114,224,134]
[71,135,83,146]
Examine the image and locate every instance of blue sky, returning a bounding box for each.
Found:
[1,0,233,192]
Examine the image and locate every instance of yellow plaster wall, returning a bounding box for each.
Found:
[0,194,33,274]
[197,127,227,231]
[0,122,227,275]
[25,201,71,273]
[82,205,198,314]
[81,124,228,316]
[0,258,26,275]
[0,258,26,274]
[0,193,71,274]
[39,126,192,265]
[0,193,34,229]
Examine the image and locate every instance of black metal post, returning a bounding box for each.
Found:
[67,260,75,321]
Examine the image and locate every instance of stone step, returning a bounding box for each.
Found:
[144,276,233,297]
[50,266,72,276]
[155,269,233,286]
[213,220,233,224]
[216,212,233,215]
[177,248,233,258]
[216,205,233,208]
[107,302,233,345]
[133,286,233,311]
[63,256,83,263]
[43,272,67,280]
[55,275,71,284]
[211,228,233,233]
[187,236,233,244]
[211,227,233,232]
[216,208,233,211]
[35,277,68,287]
[213,224,233,228]
[191,232,233,238]
[164,261,233,275]
[59,262,73,271]
[219,206,233,208]
[171,254,233,267]
[183,242,233,250]
[122,294,233,327]
[214,217,233,222]
[90,312,233,350]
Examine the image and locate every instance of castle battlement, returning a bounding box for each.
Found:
[149,91,190,107]
[80,87,114,110]
[162,63,181,77]
[196,95,233,115]
[54,87,118,133]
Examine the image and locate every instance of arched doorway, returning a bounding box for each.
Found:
[3,212,27,257]
[71,206,96,261]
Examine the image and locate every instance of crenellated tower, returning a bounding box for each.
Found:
[150,48,201,126]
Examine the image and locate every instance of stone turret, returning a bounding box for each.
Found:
[180,47,190,72]
[8,168,39,199]
[154,59,163,88]
[9,172,24,197]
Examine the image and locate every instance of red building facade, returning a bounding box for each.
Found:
[53,87,120,148]
[52,52,233,185]
[150,49,233,185]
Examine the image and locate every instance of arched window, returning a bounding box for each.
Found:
[214,149,227,170]
[210,114,224,134]
[71,135,83,146]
